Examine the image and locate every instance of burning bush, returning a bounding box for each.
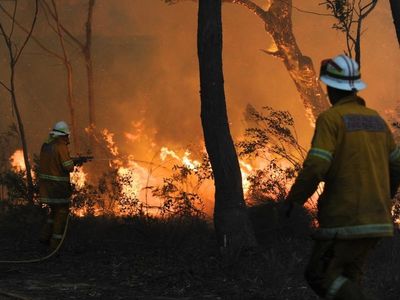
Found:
[151,153,212,218]
[237,105,306,206]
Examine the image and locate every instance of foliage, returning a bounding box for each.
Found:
[71,167,144,217]
[151,153,211,218]
[237,105,306,205]
[0,170,29,203]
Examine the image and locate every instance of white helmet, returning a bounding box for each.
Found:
[319,54,366,91]
[50,121,70,136]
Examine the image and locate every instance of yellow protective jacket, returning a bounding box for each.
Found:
[287,95,400,239]
[39,136,74,204]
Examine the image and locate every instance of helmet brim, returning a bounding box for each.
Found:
[320,75,367,91]
[50,130,69,136]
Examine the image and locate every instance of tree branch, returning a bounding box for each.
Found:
[230,0,269,20]
[0,2,63,59]
[0,80,11,92]
[40,0,85,49]
[14,0,39,63]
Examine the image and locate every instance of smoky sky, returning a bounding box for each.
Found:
[0,0,399,161]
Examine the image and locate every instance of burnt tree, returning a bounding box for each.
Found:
[389,0,400,46]
[167,0,329,124]
[0,0,39,203]
[198,0,257,259]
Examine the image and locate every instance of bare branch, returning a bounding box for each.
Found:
[0,2,63,59]
[0,80,11,92]
[40,0,85,49]
[14,0,39,63]
[40,0,62,36]
[9,0,17,38]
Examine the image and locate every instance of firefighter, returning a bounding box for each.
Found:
[285,54,400,299]
[38,121,76,251]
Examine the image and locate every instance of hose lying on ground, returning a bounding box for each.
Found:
[0,214,70,264]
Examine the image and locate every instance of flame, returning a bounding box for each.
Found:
[102,129,119,157]
[71,166,87,190]
[392,205,400,226]
[262,0,272,11]
[70,128,306,218]
[239,160,253,195]
[10,150,26,172]
[160,147,201,170]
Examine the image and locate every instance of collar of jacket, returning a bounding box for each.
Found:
[333,94,366,107]
[45,135,56,144]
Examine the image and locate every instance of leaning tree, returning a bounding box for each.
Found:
[198,0,257,260]
[166,0,330,124]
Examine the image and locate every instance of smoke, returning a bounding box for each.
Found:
[0,0,399,162]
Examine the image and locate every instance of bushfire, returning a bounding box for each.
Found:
[7,141,400,226]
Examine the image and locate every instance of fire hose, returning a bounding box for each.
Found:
[0,214,70,264]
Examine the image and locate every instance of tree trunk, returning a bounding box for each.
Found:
[51,0,79,153]
[389,0,400,46]
[66,62,78,153]
[85,0,96,153]
[198,0,257,261]
[10,70,34,203]
[262,0,329,123]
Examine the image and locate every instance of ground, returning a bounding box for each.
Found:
[0,205,399,300]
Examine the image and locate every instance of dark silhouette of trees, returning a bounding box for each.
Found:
[0,0,39,203]
[166,0,330,123]
[389,0,400,46]
[198,0,257,259]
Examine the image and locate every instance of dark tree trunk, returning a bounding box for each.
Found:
[197,0,257,260]
[85,0,96,153]
[390,0,400,46]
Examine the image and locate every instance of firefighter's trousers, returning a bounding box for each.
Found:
[305,238,380,300]
[39,203,69,250]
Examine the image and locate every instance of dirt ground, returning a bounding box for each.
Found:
[0,206,399,300]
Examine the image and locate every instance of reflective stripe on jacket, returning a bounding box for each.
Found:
[39,136,73,204]
[287,95,400,239]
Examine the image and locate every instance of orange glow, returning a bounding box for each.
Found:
[239,160,253,195]
[71,166,87,190]
[10,150,26,172]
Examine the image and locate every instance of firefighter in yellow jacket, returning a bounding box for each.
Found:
[286,54,400,299]
[39,121,75,251]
